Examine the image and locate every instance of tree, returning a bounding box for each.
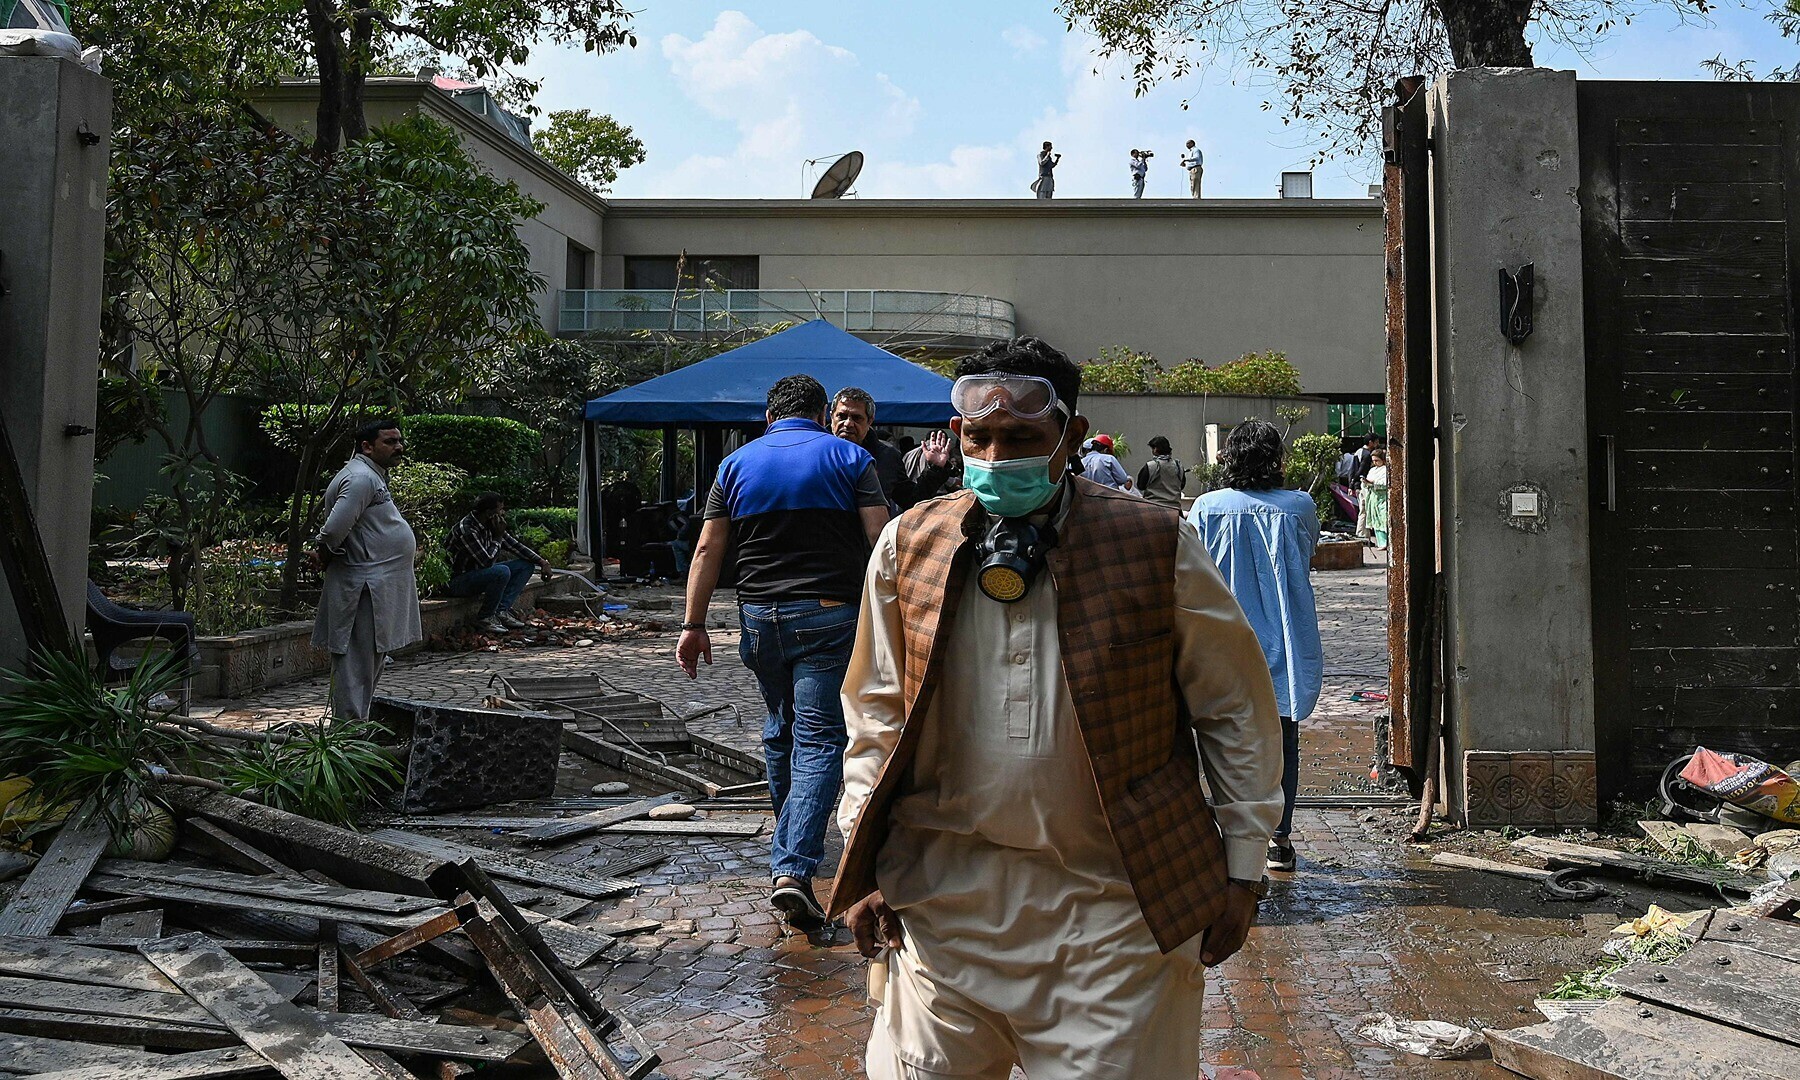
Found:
[532,109,646,193]
[1059,0,1711,156]
[295,0,637,151]
[1705,0,1800,81]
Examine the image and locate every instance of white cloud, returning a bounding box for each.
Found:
[644,11,922,196]
[1002,25,1047,55]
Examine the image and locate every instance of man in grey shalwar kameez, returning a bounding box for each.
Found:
[309,419,422,720]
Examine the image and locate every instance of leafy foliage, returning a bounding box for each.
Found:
[403,415,541,481]
[220,720,401,825]
[1059,0,1709,159]
[1288,431,1344,524]
[1544,930,1693,1000]
[0,649,188,836]
[1704,0,1800,82]
[513,507,579,537]
[387,462,470,535]
[533,108,646,193]
[1080,346,1161,393]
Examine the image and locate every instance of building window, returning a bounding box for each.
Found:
[566,240,594,291]
[623,255,758,291]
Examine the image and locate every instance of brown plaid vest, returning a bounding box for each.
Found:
[828,477,1231,953]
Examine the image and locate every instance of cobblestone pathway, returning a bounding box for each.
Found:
[211,560,1606,1079]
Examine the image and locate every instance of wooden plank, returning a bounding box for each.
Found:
[1510,836,1760,894]
[98,861,441,916]
[84,874,446,932]
[0,1033,179,1074]
[1620,257,1785,295]
[1626,569,1794,610]
[1703,911,1800,962]
[1629,648,1798,688]
[0,972,221,1023]
[516,795,679,845]
[1620,372,1793,414]
[20,1046,281,1080]
[63,939,321,965]
[527,893,593,921]
[337,947,424,1024]
[1605,943,1800,1047]
[1624,451,1795,491]
[1430,851,1553,881]
[455,911,617,1080]
[603,818,764,837]
[56,897,165,929]
[168,793,448,898]
[368,830,635,900]
[139,932,387,1080]
[317,922,340,1013]
[96,909,163,941]
[351,911,463,969]
[0,934,178,993]
[1621,409,1795,451]
[0,1008,233,1050]
[1618,118,1783,145]
[1487,999,1800,1080]
[558,729,728,797]
[178,819,306,879]
[1619,182,1785,224]
[1619,142,1783,181]
[1625,530,1796,572]
[1620,221,1787,261]
[1628,606,1798,649]
[1629,295,1789,335]
[0,813,112,938]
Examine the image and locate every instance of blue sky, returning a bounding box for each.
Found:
[518,1,1794,200]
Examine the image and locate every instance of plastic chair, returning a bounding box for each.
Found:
[85,580,197,709]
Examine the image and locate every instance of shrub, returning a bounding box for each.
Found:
[515,524,551,549]
[1154,352,1305,396]
[387,462,469,537]
[403,415,540,479]
[416,546,451,594]
[512,507,579,538]
[541,539,574,568]
[1080,346,1159,394]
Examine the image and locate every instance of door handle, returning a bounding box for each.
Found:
[1600,435,1617,512]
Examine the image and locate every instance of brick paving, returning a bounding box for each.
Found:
[209,558,1612,1079]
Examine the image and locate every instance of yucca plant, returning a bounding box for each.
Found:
[0,647,190,837]
[220,719,401,825]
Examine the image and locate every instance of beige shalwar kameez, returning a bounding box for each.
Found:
[840,510,1282,1080]
[310,454,421,720]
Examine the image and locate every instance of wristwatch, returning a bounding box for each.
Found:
[680,622,707,631]
[1228,875,1271,900]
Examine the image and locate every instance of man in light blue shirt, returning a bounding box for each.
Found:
[1188,420,1322,873]
[1079,433,1133,490]
[1181,140,1204,198]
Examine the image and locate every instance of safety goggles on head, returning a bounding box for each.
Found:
[951,374,1070,423]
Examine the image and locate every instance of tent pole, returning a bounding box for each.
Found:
[580,420,606,579]
[659,427,678,504]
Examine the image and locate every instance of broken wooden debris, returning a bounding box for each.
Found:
[375,813,765,836]
[371,829,635,899]
[1510,835,1761,895]
[517,793,682,845]
[1638,819,1753,862]
[560,728,751,798]
[1430,851,1553,881]
[96,859,442,915]
[83,873,445,932]
[0,810,112,937]
[353,910,464,969]
[0,934,180,992]
[0,1033,228,1074]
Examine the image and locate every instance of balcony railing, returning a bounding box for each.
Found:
[558,289,1017,344]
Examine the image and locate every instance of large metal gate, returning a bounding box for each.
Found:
[1579,84,1800,798]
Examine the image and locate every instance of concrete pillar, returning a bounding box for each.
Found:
[1427,69,1597,826]
[0,57,112,671]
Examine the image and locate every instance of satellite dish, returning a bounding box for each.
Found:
[809,151,864,199]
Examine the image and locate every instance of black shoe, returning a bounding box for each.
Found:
[771,876,828,931]
[1267,841,1297,872]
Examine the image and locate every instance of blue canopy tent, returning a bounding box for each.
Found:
[577,320,955,571]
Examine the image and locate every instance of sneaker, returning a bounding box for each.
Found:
[479,618,511,635]
[498,611,529,630]
[771,876,828,931]
[1267,840,1297,872]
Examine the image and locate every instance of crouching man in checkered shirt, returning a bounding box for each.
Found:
[830,336,1283,1080]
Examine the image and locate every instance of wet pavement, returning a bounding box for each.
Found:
[207,557,1638,1078]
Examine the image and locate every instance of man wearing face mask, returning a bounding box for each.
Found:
[832,337,1283,1080]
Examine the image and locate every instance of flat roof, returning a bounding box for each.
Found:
[603,198,1381,219]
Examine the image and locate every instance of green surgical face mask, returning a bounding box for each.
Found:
[961,428,1069,518]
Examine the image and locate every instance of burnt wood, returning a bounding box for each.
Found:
[1618,143,1782,182]
[1628,648,1798,687]
[1619,118,1782,144]
[1625,528,1797,569]
[1619,182,1785,224]
[1627,605,1798,647]
[1617,488,1794,528]
[1619,372,1792,413]
[1619,221,1785,261]
[1624,569,1794,610]
[1624,451,1794,489]
[1629,296,1789,335]
[1621,410,1794,449]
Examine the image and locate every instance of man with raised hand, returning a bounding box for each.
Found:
[833,336,1282,1079]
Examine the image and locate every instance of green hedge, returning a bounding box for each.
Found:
[403,414,539,478]
[511,506,578,538]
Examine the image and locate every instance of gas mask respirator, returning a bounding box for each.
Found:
[976,516,1058,603]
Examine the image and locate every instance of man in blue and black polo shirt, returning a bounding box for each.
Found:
[677,374,890,931]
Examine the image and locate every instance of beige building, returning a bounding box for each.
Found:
[257,77,1385,399]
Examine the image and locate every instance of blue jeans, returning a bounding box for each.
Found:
[738,599,857,881]
[1276,716,1299,839]
[446,559,534,619]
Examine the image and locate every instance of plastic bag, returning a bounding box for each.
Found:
[1357,1013,1485,1059]
[1680,747,1800,824]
